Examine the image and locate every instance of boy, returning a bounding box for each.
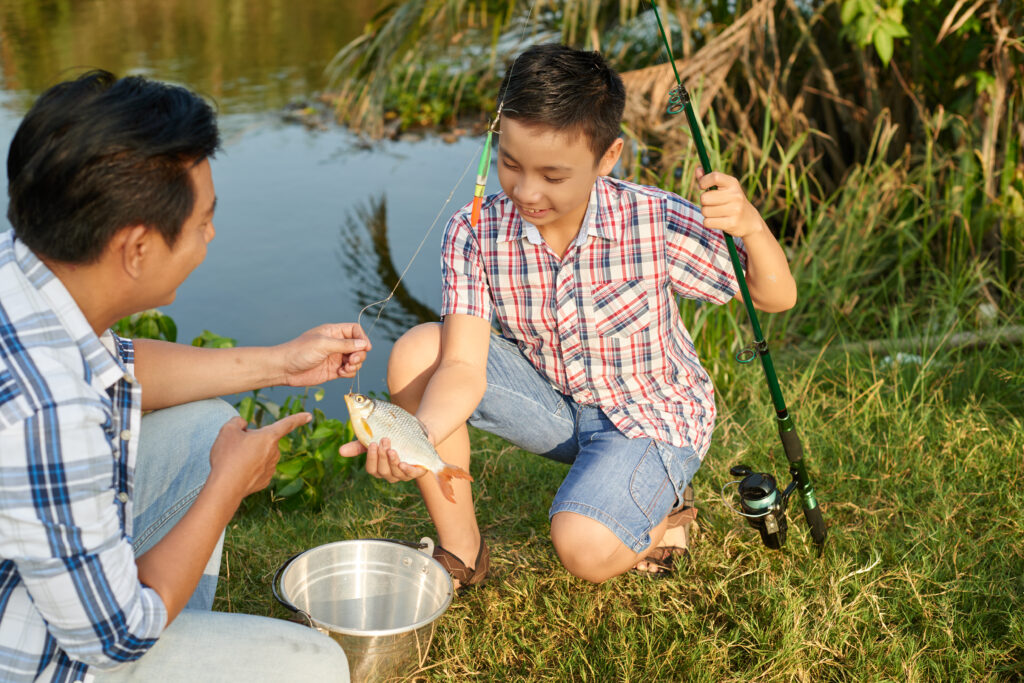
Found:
[342,44,796,586]
[0,71,369,681]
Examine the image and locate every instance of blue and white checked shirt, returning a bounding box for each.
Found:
[0,231,166,682]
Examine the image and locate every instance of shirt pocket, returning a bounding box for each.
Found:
[590,279,653,340]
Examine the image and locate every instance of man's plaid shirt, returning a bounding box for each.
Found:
[0,232,166,682]
[441,176,747,456]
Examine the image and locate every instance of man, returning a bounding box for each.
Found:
[0,71,362,681]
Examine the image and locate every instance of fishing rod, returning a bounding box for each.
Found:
[649,2,826,550]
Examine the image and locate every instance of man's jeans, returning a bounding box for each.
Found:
[92,399,349,683]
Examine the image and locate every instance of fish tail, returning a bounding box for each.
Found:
[435,465,473,505]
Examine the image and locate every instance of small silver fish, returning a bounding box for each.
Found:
[344,392,472,504]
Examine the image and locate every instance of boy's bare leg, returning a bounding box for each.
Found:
[551,512,683,581]
[388,324,482,588]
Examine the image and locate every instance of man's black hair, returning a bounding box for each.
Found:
[496,43,625,160]
[6,70,221,264]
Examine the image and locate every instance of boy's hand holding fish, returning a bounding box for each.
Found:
[341,393,472,503]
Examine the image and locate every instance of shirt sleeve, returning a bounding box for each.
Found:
[664,193,748,304]
[0,390,166,669]
[440,207,493,321]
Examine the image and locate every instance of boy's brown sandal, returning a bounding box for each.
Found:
[432,537,490,591]
[635,485,697,575]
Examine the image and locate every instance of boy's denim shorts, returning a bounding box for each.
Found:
[468,334,702,553]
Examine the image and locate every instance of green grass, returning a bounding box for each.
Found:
[216,344,1023,681]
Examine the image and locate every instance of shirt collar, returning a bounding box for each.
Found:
[8,233,129,390]
[498,177,623,246]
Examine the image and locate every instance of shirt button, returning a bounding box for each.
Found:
[122,373,135,384]
[117,492,129,503]
[120,430,131,441]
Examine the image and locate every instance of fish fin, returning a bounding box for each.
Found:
[360,418,373,439]
[435,464,473,505]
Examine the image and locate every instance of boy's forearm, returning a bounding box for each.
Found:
[416,360,488,446]
[737,221,797,312]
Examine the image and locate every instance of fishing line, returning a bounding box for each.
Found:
[350,149,479,394]
[349,0,541,395]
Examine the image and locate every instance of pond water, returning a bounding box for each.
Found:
[0,0,484,417]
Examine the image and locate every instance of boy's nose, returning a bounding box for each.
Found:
[514,177,542,203]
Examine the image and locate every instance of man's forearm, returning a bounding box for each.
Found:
[134,339,282,411]
[136,478,241,623]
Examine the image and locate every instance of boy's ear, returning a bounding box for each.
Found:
[597,138,624,176]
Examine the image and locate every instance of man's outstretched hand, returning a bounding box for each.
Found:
[276,323,371,386]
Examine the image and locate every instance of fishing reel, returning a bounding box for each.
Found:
[723,464,800,550]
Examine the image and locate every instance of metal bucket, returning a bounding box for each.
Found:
[273,539,453,683]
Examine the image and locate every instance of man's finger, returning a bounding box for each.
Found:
[321,337,369,356]
[319,323,371,345]
[220,416,249,433]
[264,412,312,438]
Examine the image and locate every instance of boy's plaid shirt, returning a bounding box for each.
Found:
[0,232,166,682]
[441,176,747,457]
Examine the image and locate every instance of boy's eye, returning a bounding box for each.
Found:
[502,160,519,170]
[545,177,567,184]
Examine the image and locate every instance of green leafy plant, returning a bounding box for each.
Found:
[840,0,910,65]
[114,311,355,508]
[191,329,238,348]
[237,388,357,509]
[114,311,240,348]
[113,309,178,342]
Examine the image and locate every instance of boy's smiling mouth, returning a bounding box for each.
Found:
[520,206,550,218]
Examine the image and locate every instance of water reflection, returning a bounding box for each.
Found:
[339,195,440,341]
[0,0,484,416]
[0,0,376,114]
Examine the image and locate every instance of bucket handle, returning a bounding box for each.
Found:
[366,537,431,553]
[271,538,435,627]
[272,551,319,630]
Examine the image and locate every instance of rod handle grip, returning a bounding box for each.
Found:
[803,504,828,547]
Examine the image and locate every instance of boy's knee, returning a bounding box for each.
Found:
[550,513,626,584]
[387,322,442,393]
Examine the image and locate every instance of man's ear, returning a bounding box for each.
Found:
[114,225,152,279]
[597,137,624,176]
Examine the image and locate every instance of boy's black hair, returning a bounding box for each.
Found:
[6,70,221,264]
[496,43,625,161]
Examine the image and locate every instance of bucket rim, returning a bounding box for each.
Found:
[275,538,454,637]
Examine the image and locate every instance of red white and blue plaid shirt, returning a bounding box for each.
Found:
[0,231,166,683]
[441,176,747,456]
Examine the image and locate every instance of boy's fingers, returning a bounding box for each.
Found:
[399,463,428,478]
[339,440,367,457]
[698,171,737,191]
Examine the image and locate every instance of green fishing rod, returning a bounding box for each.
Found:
[650,4,826,549]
